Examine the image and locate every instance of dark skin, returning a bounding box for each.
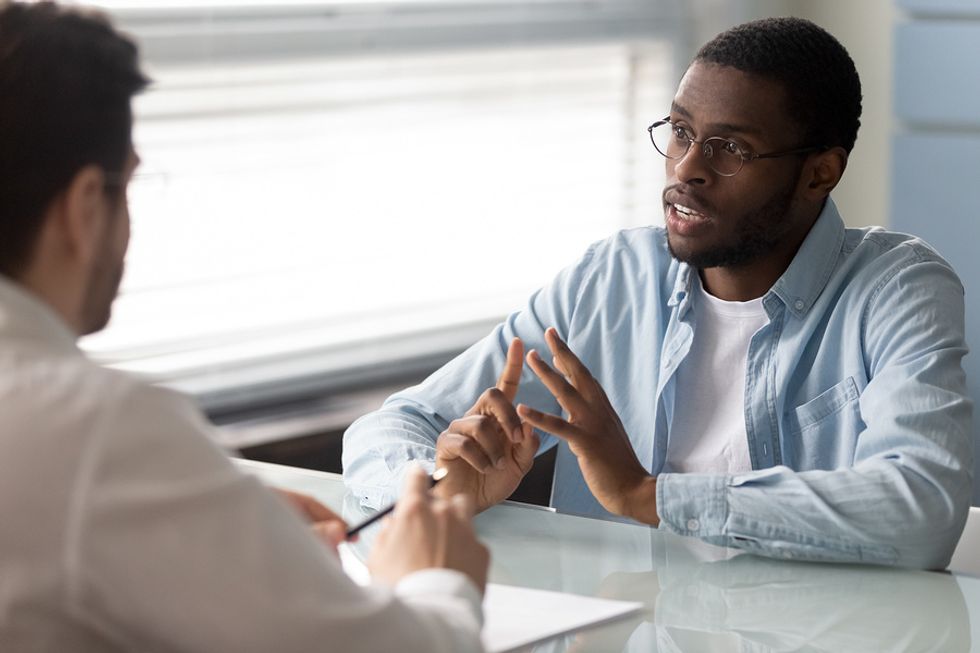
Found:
[434,337,540,510]
[436,61,848,522]
[665,61,847,300]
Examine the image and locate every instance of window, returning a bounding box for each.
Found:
[79,1,686,411]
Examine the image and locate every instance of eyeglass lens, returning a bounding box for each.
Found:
[648,122,743,176]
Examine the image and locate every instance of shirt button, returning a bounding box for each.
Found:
[686,518,700,531]
[794,299,805,310]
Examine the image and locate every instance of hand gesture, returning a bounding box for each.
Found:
[517,328,658,524]
[434,337,540,511]
[369,466,490,593]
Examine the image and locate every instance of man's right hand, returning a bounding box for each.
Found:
[368,466,490,593]
[434,337,540,511]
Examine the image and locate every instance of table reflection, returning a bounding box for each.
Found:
[468,501,971,652]
[264,463,970,653]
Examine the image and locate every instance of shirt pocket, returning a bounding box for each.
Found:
[783,376,862,469]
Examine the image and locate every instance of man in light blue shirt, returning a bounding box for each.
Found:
[343,17,972,569]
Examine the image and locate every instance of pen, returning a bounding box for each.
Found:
[345,467,449,538]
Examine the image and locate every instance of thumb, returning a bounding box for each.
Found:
[313,521,347,551]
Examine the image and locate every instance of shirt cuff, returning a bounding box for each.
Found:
[657,473,730,537]
[395,568,484,626]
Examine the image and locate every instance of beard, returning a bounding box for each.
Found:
[667,169,801,270]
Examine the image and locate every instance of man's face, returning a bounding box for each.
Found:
[662,62,808,269]
[79,150,138,335]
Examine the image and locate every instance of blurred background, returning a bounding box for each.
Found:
[71,1,980,503]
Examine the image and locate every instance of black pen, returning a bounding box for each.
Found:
[345,467,449,538]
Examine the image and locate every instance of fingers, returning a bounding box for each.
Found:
[274,488,346,525]
[517,403,579,441]
[526,348,580,415]
[313,521,347,550]
[544,327,593,389]
[369,480,488,591]
[401,464,432,498]
[512,426,541,473]
[478,387,524,443]
[496,337,524,402]
[437,428,499,473]
[447,388,525,468]
[299,497,343,524]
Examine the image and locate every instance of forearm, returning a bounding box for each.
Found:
[657,460,970,568]
[342,407,443,510]
[343,322,565,511]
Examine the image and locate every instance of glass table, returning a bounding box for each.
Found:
[237,459,978,652]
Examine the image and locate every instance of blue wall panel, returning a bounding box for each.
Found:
[895,23,980,127]
[898,0,980,15]
[891,133,980,259]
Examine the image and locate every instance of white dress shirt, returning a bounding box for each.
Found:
[0,277,483,652]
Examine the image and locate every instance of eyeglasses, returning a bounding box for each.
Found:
[647,117,826,177]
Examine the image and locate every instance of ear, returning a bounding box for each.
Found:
[56,165,109,265]
[800,147,848,201]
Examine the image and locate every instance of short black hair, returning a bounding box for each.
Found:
[0,1,149,278]
[695,16,862,154]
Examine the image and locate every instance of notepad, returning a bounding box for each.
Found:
[338,544,643,653]
[481,583,642,652]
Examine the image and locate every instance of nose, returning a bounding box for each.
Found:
[668,140,712,186]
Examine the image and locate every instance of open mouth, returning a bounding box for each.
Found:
[671,203,711,222]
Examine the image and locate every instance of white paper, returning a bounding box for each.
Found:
[482,583,641,653]
[338,544,642,653]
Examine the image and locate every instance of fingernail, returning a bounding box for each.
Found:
[496,457,507,469]
[513,426,524,442]
[528,350,540,361]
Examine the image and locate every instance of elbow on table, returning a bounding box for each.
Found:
[896,496,970,571]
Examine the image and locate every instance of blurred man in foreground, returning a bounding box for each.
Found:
[0,3,488,650]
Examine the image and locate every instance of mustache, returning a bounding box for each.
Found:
[662,184,715,216]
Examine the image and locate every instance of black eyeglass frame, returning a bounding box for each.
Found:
[646,117,827,177]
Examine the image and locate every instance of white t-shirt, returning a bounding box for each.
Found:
[0,278,483,653]
[664,276,768,475]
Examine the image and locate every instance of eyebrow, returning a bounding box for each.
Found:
[670,101,765,137]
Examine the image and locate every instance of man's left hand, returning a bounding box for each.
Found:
[274,488,349,550]
[517,327,659,525]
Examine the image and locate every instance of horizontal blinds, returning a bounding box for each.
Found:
[78,2,681,411]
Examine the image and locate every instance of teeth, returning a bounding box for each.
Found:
[673,204,708,220]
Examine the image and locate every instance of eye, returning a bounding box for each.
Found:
[671,125,691,141]
[720,140,743,156]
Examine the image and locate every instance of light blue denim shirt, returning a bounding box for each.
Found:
[343,199,973,569]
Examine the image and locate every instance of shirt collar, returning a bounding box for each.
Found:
[668,262,695,308]
[0,275,80,355]
[769,198,845,318]
[666,198,845,318]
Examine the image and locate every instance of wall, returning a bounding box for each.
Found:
[688,0,894,229]
[890,0,980,502]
